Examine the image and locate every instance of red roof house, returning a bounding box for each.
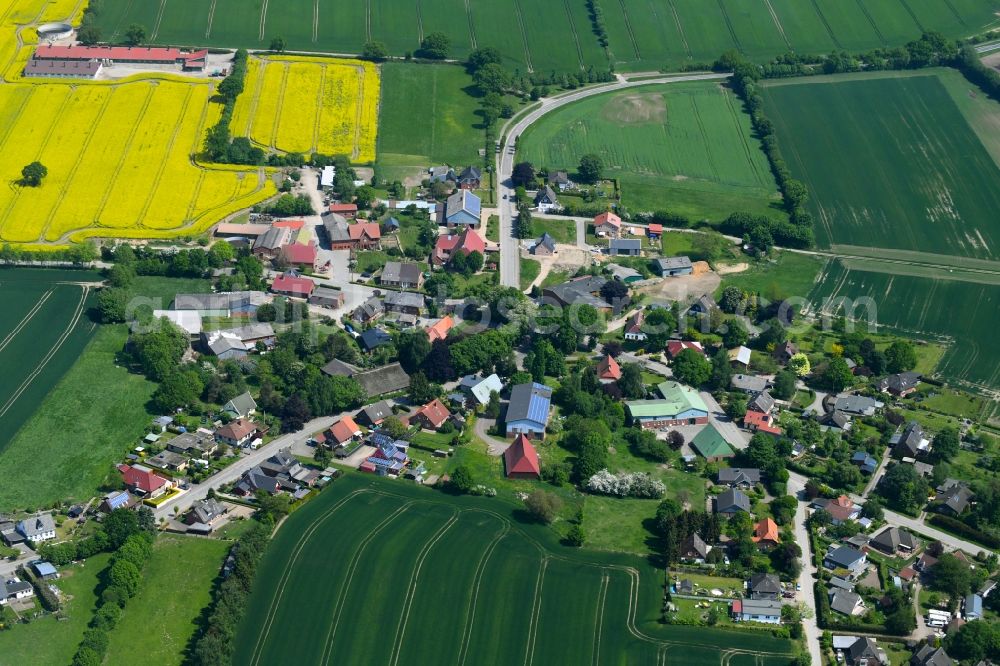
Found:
[118,464,168,497]
[666,340,705,359]
[324,416,362,447]
[752,518,780,548]
[426,315,454,343]
[348,222,381,248]
[433,228,486,265]
[504,434,540,479]
[647,223,663,238]
[272,219,306,230]
[214,418,258,447]
[744,410,782,435]
[593,212,622,236]
[271,274,315,297]
[409,399,451,430]
[597,354,621,381]
[279,242,318,270]
[329,203,358,218]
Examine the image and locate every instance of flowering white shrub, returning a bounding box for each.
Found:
[585,469,666,498]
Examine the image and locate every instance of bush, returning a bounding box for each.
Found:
[928,514,1000,549]
[585,469,665,498]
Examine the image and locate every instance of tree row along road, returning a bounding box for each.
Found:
[494,72,731,288]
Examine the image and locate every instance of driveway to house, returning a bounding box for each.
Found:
[787,474,825,666]
[474,418,510,456]
[859,448,890,499]
[617,351,671,378]
[0,544,35,579]
[699,390,750,450]
[495,72,730,289]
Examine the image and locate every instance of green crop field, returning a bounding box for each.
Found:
[235,473,797,665]
[0,269,99,455]
[517,81,782,222]
[809,259,1000,391]
[96,0,1000,73]
[762,70,1000,261]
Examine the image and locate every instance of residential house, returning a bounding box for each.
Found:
[351,363,410,397]
[729,346,752,369]
[459,373,503,407]
[851,450,878,474]
[0,579,34,605]
[833,395,884,417]
[752,518,780,549]
[627,381,709,429]
[715,488,751,516]
[731,598,782,624]
[426,316,454,343]
[453,165,481,189]
[623,310,646,341]
[878,372,922,397]
[429,166,456,184]
[166,431,218,458]
[185,499,227,527]
[717,468,761,489]
[409,399,451,431]
[202,323,276,359]
[749,573,782,600]
[531,232,557,256]
[433,228,486,265]
[149,310,202,336]
[677,579,695,595]
[101,491,132,512]
[542,275,610,311]
[355,400,394,427]
[606,263,642,284]
[822,410,853,433]
[148,450,188,472]
[534,185,559,212]
[442,190,482,228]
[233,467,281,496]
[321,416,363,449]
[690,424,736,462]
[214,418,258,448]
[16,514,55,543]
[910,645,954,666]
[937,482,974,516]
[593,211,622,238]
[814,495,861,525]
[547,170,574,191]
[647,223,663,240]
[381,261,425,289]
[609,238,642,256]
[172,291,267,317]
[597,354,622,382]
[382,217,400,233]
[359,328,393,352]
[679,533,710,562]
[352,296,384,324]
[748,391,775,415]
[731,374,771,394]
[328,203,358,218]
[505,382,553,438]
[964,593,984,621]
[383,290,424,316]
[846,637,888,666]
[891,421,930,458]
[504,433,540,479]
[309,286,345,309]
[348,222,382,249]
[271,273,315,298]
[324,214,354,249]
[870,527,917,556]
[773,341,799,364]
[118,464,168,498]
[744,410,782,435]
[653,256,693,277]
[279,242,319,271]
[830,589,865,616]
[223,391,257,418]
[666,340,704,359]
[824,545,867,578]
[365,437,409,476]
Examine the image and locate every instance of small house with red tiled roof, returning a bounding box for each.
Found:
[744,410,782,435]
[328,203,358,218]
[647,223,663,239]
[214,418,258,448]
[597,354,621,382]
[271,274,315,298]
[409,399,451,431]
[594,211,622,238]
[279,242,318,271]
[117,464,168,498]
[348,222,381,249]
[504,433,540,479]
[323,416,362,448]
[666,340,704,359]
[752,518,780,549]
[433,227,486,265]
[426,315,454,343]
[624,310,646,342]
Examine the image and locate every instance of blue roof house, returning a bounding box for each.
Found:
[505,383,552,439]
[443,190,482,228]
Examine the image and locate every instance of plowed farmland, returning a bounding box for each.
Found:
[235,474,797,666]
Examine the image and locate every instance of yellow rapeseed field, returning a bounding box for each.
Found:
[231,55,379,162]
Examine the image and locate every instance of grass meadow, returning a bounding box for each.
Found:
[517,81,783,222]
[93,0,1000,72]
[762,69,1000,261]
[233,473,797,666]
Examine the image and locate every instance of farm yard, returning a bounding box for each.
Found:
[517,81,782,221]
[808,259,1000,391]
[92,0,1000,72]
[761,69,1000,260]
[234,474,797,666]
[229,55,380,161]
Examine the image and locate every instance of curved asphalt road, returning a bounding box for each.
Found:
[495,72,731,288]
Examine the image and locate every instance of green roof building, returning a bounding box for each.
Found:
[690,424,736,462]
[626,381,709,429]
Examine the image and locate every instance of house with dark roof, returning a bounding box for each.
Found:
[748,573,782,600]
[429,166,456,184]
[0,578,34,604]
[505,383,552,438]
[352,296,384,324]
[731,374,770,394]
[380,261,424,289]
[748,391,775,415]
[821,410,853,432]
[185,499,227,527]
[223,392,257,418]
[870,526,917,555]
[504,434,540,479]
[234,466,281,496]
[456,166,481,189]
[609,238,642,256]
[309,286,345,309]
[717,468,761,489]
[459,373,503,407]
[834,394,884,417]
[606,263,642,284]
[531,232,557,256]
[937,482,974,516]
[846,637,888,666]
[353,363,410,397]
[547,170,574,191]
[359,328,393,352]
[653,256,692,277]
[891,421,930,458]
[148,450,189,472]
[383,290,424,316]
[687,294,717,316]
[829,589,865,616]
[715,488,751,516]
[773,341,799,364]
[910,645,954,666]
[679,533,709,562]
[355,400,394,427]
[542,275,609,311]
[878,372,922,397]
[534,186,560,213]
[824,545,867,578]
[16,514,55,543]
[851,450,878,474]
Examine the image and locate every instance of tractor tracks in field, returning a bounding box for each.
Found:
[762,0,791,49]
[415,0,425,43]
[715,0,743,53]
[616,0,641,61]
[561,0,587,69]
[0,289,53,355]
[312,0,319,42]
[854,0,887,45]
[809,0,842,49]
[258,0,269,42]
[310,64,326,154]
[511,0,534,72]
[464,0,477,49]
[456,521,513,666]
[267,62,290,152]
[351,64,365,160]
[150,0,167,42]
[92,84,155,227]
[205,0,217,38]
[666,0,691,57]
[134,86,195,229]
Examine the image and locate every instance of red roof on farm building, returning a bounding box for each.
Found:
[271,274,315,297]
[35,45,208,63]
[504,434,540,478]
[280,242,317,265]
[348,222,380,241]
[272,219,306,230]
[329,203,358,214]
[410,399,451,429]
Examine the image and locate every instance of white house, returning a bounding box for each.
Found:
[16,514,55,543]
[731,598,782,624]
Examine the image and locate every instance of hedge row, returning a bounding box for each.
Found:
[928,514,1000,550]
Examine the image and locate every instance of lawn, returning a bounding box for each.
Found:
[105,535,229,666]
[717,251,826,303]
[485,214,499,243]
[762,69,1000,261]
[662,231,695,257]
[519,257,541,291]
[532,217,576,245]
[354,250,390,274]
[232,473,798,665]
[517,81,783,223]
[0,553,110,664]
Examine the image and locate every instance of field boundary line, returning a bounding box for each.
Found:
[761,0,790,48]
[135,86,195,230]
[456,519,513,666]
[247,489,383,665]
[894,0,924,32]
[387,508,462,666]
[268,63,289,152]
[666,0,691,57]
[415,0,425,44]
[715,0,743,52]
[205,0,216,38]
[0,289,53,355]
[311,64,326,154]
[150,0,167,41]
[0,286,88,420]
[352,65,365,160]
[258,0,269,41]
[721,85,764,185]
[464,0,477,49]
[312,0,319,42]
[562,0,587,69]
[92,84,156,226]
[591,571,610,666]
[853,0,886,44]
[511,0,534,72]
[941,0,966,26]
[615,0,641,61]
[808,0,841,48]
[40,88,116,241]
[522,557,548,666]
[318,500,417,666]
